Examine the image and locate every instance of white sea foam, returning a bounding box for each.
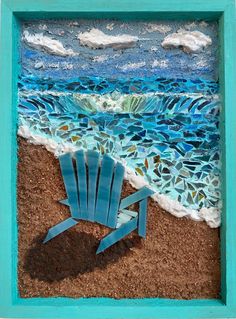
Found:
[161,30,212,53]
[18,125,221,228]
[124,165,220,227]
[106,23,115,31]
[38,24,47,31]
[18,125,77,155]
[72,91,217,114]
[78,28,138,50]
[19,90,220,102]
[23,31,76,57]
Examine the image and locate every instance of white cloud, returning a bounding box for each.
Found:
[78,28,138,50]
[23,31,76,57]
[161,30,212,53]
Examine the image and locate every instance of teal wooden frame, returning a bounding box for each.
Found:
[0,0,236,318]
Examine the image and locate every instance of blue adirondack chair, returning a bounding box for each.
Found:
[43,150,154,254]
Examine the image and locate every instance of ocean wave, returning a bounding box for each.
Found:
[18,75,219,95]
[18,109,221,213]
[18,91,220,116]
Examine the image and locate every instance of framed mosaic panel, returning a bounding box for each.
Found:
[0,0,236,318]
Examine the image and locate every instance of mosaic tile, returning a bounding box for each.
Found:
[18,87,221,211]
[19,75,219,95]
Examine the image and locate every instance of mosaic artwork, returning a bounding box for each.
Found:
[18,19,221,227]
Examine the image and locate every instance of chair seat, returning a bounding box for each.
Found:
[116,209,138,228]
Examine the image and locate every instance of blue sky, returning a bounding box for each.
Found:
[21,19,218,81]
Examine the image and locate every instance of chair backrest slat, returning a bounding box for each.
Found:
[107,162,124,228]
[59,153,80,219]
[87,150,100,222]
[75,150,88,220]
[95,155,115,225]
[60,151,128,226]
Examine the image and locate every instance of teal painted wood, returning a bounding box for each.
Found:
[59,198,69,206]
[59,153,80,218]
[0,0,15,309]
[119,187,154,210]
[107,163,125,228]
[0,0,236,318]
[6,0,230,11]
[219,3,236,307]
[44,150,153,253]
[95,155,115,225]
[43,218,78,244]
[6,0,230,20]
[87,150,100,221]
[138,198,147,238]
[75,151,88,218]
[0,299,233,319]
[97,217,139,254]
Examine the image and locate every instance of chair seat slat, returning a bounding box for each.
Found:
[121,209,138,218]
[115,210,138,228]
[117,212,133,223]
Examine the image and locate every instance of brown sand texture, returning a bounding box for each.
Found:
[17,137,220,299]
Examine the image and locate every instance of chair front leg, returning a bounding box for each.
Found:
[96,216,138,254]
[138,198,148,238]
[43,217,78,243]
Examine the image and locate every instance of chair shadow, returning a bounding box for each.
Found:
[23,230,142,283]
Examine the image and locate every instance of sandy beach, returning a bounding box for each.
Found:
[17,137,220,299]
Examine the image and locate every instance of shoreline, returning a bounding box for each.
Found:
[18,125,221,228]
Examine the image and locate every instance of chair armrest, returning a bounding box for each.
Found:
[119,187,154,210]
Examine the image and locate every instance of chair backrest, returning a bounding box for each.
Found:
[59,150,125,228]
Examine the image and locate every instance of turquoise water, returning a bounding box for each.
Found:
[18,76,221,211]
[19,75,219,95]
